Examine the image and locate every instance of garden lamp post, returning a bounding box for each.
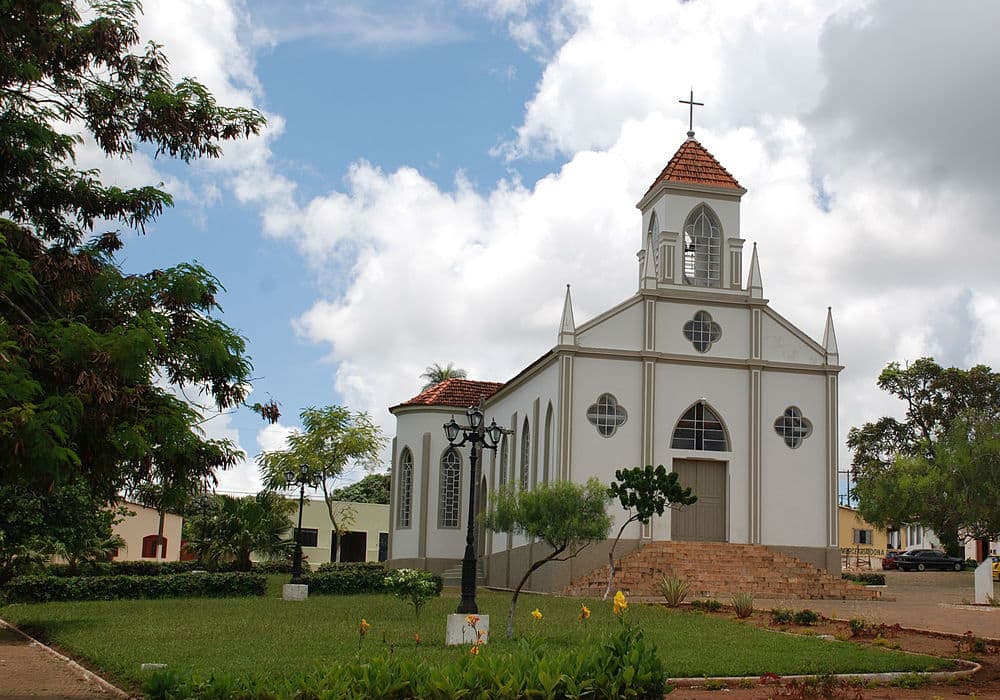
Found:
[284,463,312,585]
[443,398,505,614]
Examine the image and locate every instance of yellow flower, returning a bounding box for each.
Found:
[413,633,421,645]
[469,644,480,656]
[359,618,371,636]
[466,614,480,628]
[613,591,628,616]
[579,604,591,621]
[531,608,543,621]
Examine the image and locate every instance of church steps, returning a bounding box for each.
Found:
[563,542,881,601]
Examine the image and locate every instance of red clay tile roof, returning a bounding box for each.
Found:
[393,378,505,410]
[645,138,744,195]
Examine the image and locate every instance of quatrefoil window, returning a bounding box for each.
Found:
[586,393,627,438]
[774,406,813,449]
[683,310,722,352]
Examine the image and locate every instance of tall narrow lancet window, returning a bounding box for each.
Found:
[671,402,729,451]
[438,448,462,528]
[398,448,413,528]
[682,204,722,288]
[647,211,659,274]
[498,436,508,487]
[520,419,530,490]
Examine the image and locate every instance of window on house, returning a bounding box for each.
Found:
[906,525,923,547]
[397,448,413,528]
[141,534,166,559]
[683,310,722,352]
[853,529,873,545]
[377,532,388,562]
[671,402,729,451]
[294,528,318,548]
[887,529,900,549]
[682,204,722,288]
[439,448,462,528]
[773,407,813,448]
[586,393,628,437]
[520,419,530,490]
[498,437,508,487]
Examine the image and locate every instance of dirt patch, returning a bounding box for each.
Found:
[665,607,1000,699]
[0,627,116,700]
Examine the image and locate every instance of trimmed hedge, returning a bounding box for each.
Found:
[41,560,296,578]
[842,572,886,586]
[303,562,443,596]
[3,572,266,603]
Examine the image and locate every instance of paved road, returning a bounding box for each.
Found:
[0,626,122,700]
[758,570,1000,639]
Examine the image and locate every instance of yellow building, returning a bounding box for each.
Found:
[838,506,890,570]
[112,501,184,562]
[291,499,390,566]
[837,506,940,570]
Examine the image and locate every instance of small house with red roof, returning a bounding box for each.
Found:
[387,133,843,593]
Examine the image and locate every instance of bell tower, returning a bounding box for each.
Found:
[635,121,748,294]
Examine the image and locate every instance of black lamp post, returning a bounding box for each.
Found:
[284,463,312,585]
[443,398,505,614]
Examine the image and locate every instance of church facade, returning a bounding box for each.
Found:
[387,136,842,592]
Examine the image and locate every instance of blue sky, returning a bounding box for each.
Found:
[102,0,1000,496]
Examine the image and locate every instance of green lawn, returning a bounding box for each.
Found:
[1,576,947,690]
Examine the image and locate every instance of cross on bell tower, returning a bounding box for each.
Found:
[679,89,704,139]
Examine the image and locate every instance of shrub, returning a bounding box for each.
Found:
[793,609,819,626]
[2,572,265,603]
[145,622,668,700]
[301,567,387,595]
[660,576,690,607]
[770,607,794,625]
[40,560,249,577]
[731,592,754,619]
[315,561,385,575]
[690,598,722,612]
[384,568,442,616]
[841,572,885,586]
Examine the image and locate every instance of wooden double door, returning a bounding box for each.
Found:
[671,459,727,542]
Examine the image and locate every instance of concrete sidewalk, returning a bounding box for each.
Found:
[0,625,126,700]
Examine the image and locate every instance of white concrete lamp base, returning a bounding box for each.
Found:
[445,613,489,646]
[282,583,309,601]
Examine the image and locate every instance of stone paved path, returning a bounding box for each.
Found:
[0,626,124,700]
[757,570,1000,639]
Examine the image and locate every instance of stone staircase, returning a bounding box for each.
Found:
[564,541,882,600]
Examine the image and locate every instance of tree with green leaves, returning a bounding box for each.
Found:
[258,406,386,556]
[0,0,275,513]
[605,464,696,599]
[331,473,391,504]
[848,358,1000,555]
[483,479,612,638]
[209,491,295,571]
[419,362,467,390]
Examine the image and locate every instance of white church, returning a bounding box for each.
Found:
[387,133,842,593]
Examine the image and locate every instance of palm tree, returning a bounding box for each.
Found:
[210,491,296,571]
[420,362,467,390]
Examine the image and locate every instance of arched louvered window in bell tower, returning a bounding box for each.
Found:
[682,204,722,288]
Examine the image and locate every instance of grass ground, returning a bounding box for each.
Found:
[0,575,946,689]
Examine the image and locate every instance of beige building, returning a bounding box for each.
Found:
[291,499,390,566]
[838,505,940,570]
[112,501,184,562]
[838,506,890,570]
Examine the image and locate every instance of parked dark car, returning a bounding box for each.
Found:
[881,550,902,570]
[896,548,964,572]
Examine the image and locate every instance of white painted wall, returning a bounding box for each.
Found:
[576,300,642,351]
[654,300,749,357]
[760,370,829,548]
[761,313,825,365]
